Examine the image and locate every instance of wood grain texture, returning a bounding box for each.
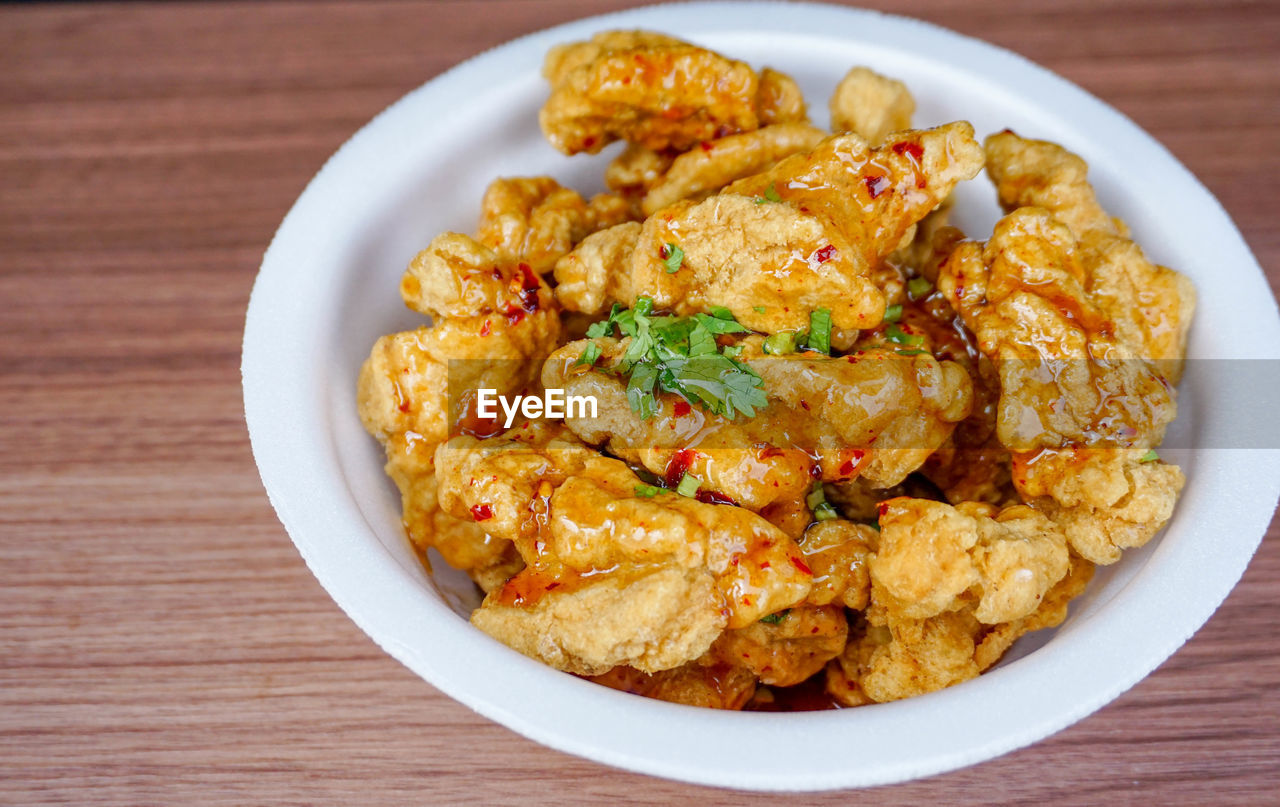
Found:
[1,1,1277,803]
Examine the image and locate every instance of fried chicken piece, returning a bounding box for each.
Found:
[540,30,793,154]
[871,499,1069,625]
[1013,447,1185,564]
[797,520,877,609]
[756,67,808,125]
[984,130,1118,239]
[937,208,1185,563]
[829,66,915,145]
[552,221,641,316]
[541,336,973,508]
[554,124,983,332]
[828,551,1093,704]
[985,131,1195,380]
[434,429,812,674]
[358,233,561,589]
[590,658,758,709]
[827,611,982,705]
[389,465,523,592]
[938,209,1175,451]
[973,550,1094,669]
[606,143,678,197]
[476,177,592,274]
[641,123,827,215]
[710,604,849,687]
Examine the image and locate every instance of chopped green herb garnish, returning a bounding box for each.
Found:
[706,305,735,321]
[754,182,782,204]
[722,345,744,359]
[1139,449,1160,463]
[894,348,930,356]
[753,305,767,314]
[808,308,832,355]
[763,331,798,355]
[634,484,665,498]
[885,323,924,346]
[882,304,903,323]
[582,298,767,420]
[907,277,933,299]
[759,609,791,625]
[868,519,881,532]
[574,341,602,367]
[675,474,701,498]
[806,482,839,521]
[663,242,685,274]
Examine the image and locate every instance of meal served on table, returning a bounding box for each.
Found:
[357,30,1194,710]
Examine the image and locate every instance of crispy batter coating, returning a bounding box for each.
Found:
[985,131,1195,380]
[797,520,877,609]
[871,499,1069,624]
[756,67,808,126]
[938,208,1185,563]
[938,209,1175,451]
[590,658,758,709]
[476,177,593,274]
[1013,447,1185,564]
[605,143,677,197]
[434,429,812,674]
[641,123,827,215]
[827,611,982,705]
[710,604,849,686]
[359,233,561,589]
[541,336,972,507]
[553,124,982,333]
[540,31,774,154]
[829,66,915,145]
[552,221,641,316]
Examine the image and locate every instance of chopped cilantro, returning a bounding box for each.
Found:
[581,298,767,420]
[753,305,767,314]
[663,242,685,274]
[634,484,665,498]
[574,341,601,367]
[882,304,903,323]
[907,277,933,299]
[894,348,929,356]
[1139,449,1160,463]
[675,474,701,498]
[885,324,924,346]
[808,309,832,355]
[759,609,791,625]
[763,331,798,355]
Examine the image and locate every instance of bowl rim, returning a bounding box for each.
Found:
[242,0,1280,790]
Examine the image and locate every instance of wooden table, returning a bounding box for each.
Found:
[2,1,1277,803]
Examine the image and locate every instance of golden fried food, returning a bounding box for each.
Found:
[475,176,634,274]
[872,499,1069,624]
[829,66,915,144]
[591,658,758,709]
[984,131,1195,381]
[434,429,811,674]
[641,122,826,215]
[937,207,1187,563]
[710,604,848,686]
[797,520,876,609]
[555,123,983,333]
[540,31,802,155]
[357,31,1193,710]
[542,336,972,507]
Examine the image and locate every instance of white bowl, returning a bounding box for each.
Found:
[242,1,1280,790]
